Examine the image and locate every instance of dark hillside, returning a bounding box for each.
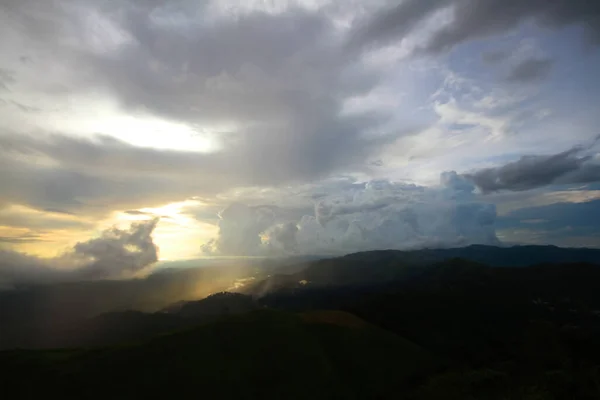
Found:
[0,310,434,400]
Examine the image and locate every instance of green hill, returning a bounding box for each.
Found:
[0,309,435,399]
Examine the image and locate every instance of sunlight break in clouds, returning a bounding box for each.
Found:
[113,200,219,261]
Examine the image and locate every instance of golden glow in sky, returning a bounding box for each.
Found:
[114,200,218,261]
[0,201,218,262]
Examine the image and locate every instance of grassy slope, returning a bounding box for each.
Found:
[0,310,435,400]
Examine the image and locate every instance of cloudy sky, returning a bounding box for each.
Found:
[1,0,600,283]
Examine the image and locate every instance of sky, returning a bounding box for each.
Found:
[1,0,600,286]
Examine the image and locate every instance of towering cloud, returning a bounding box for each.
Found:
[201,204,277,256]
[293,176,498,254]
[203,174,499,256]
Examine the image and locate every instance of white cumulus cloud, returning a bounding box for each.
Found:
[203,174,499,256]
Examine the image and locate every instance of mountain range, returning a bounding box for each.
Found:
[2,245,600,398]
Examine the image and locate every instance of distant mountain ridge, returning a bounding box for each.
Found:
[339,244,600,267]
[242,245,600,296]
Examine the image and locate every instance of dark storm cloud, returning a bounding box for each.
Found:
[0,126,396,217]
[81,6,392,182]
[347,0,450,51]
[350,0,600,53]
[0,135,188,215]
[0,1,406,218]
[87,7,335,123]
[505,58,553,83]
[462,146,600,193]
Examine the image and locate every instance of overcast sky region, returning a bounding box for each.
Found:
[1,0,600,285]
